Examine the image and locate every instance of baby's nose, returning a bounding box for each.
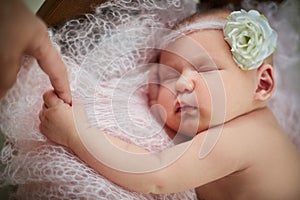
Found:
[175,74,194,94]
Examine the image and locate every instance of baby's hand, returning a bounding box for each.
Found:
[39,90,77,147]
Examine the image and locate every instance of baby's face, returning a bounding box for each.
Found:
[156,29,257,137]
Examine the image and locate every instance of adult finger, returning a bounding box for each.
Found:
[0,0,24,97]
[43,90,63,108]
[0,55,21,98]
[26,20,72,104]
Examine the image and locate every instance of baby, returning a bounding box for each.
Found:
[39,9,300,200]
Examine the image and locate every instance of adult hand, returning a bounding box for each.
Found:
[0,0,72,104]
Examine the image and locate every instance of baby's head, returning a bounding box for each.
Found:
[154,9,277,138]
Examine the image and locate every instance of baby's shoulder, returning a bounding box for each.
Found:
[224,107,283,139]
[214,108,285,159]
[220,107,300,166]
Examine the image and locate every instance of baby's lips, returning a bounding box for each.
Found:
[174,101,198,113]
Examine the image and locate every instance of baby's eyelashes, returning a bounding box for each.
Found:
[195,65,219,73]
[157,64,219,86]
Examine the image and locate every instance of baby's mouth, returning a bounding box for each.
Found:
[175,105,198,113]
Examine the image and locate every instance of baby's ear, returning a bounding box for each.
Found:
[254,63,275,101]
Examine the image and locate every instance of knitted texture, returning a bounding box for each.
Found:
[0,0,197,199]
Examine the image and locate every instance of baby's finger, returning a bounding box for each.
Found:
[43,103,48,109]
[39,123,49,138]
[43,90,63,108]
[39,110,43,122]
[39,105,47,122]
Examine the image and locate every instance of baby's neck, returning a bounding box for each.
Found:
[163,125,193,144]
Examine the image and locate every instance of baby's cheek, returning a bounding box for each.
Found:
[194,82,211,107]
[157,87,175,111]
[155,87,174,120]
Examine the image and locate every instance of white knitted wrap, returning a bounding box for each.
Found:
[0,0,197,199]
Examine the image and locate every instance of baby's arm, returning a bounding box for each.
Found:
[40,90,245,194]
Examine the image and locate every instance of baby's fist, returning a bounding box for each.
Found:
[39,90,76,147]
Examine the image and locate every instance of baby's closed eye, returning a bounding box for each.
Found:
[158,68,180,83]
[196,65,219,73]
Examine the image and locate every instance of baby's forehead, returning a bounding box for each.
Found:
[161,37,211,63]
[160,47,215,67]
[161,29,233,69]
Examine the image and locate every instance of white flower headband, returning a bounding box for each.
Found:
[224,10,277,70]
[167,9,277,70]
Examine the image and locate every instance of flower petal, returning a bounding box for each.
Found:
[223,9,277,70]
